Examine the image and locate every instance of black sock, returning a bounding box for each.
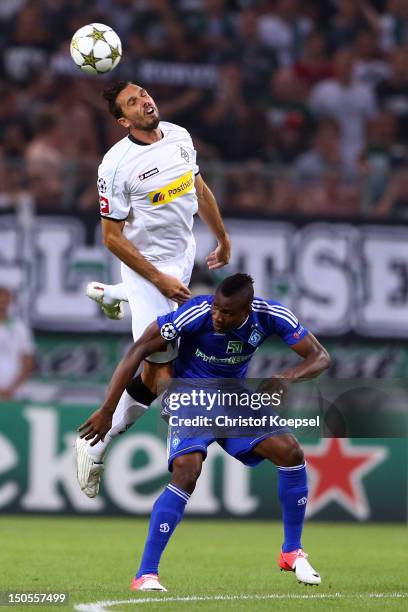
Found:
[126,374,157,406]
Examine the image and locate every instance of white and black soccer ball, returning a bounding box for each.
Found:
[70,23,122,74]
[161,323,178,341]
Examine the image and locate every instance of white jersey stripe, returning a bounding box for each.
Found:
[167,485,190,502]
[270,307,298,325]
[167,484,190,501]
[252,301,298,325]
[252,300,298,319]
[251,306,297,328]
[174,301,210,327]
[174,300,210,327]
[178,306,211,329]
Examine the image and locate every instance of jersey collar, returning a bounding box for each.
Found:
[128,130,164,146]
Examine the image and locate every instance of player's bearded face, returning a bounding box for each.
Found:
[118,85,160,130]
[128,99,160,130]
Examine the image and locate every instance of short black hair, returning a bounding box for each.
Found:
[103,81,130,118]
[216,273,254,302]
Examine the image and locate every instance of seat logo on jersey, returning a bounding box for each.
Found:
[148,170,194,206]
[99,196,110,214]
[226,340,243,354]
[248,328,264,347]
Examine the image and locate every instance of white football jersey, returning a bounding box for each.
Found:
[97,121,199,262]
[0,319,35,387]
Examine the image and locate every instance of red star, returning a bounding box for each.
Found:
[303,438,388,520]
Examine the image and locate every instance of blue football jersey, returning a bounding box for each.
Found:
[156,295,308,378]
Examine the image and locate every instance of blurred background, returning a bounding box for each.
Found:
[0,0,406,523]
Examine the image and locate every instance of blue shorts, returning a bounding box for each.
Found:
[166,427,289,471]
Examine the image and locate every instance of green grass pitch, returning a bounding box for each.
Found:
[1,516,407,611]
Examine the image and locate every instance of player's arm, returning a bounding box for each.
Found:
[274,332,331,381]
[78,320,166,444]
[101,218,191,304]
[195,173,231,270]
[0,354,34,400]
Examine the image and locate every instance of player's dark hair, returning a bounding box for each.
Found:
[217,273,254,302]
[103,81,130,118]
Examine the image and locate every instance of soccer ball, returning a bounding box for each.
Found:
[70,23,122,74]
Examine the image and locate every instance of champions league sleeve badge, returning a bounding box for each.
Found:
[97,177,107,194]
[160,322,178,340]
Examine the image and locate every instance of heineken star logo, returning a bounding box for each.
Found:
[88,27,107,43]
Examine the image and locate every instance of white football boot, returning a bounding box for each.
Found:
[279,549,321,585]
[130,574,167,591]
[75,437,104,498]
[86,281,124,320]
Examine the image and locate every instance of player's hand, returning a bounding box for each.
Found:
[156,273,191,304]
[78,408,113,445]
[257,378,289,404]
[206,236,231,270]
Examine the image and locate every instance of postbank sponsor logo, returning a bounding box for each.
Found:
[148,170,194,206]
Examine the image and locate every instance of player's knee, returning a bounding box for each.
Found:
[285,442,304,467]
[172,453,203,494]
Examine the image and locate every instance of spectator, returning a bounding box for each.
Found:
[194,0,236,63]
[309,48,377,166]
[25,108,64,208]
[257,0,313,66]
[353,28,390,88]
[0,286,35,401]
[2,5,51,83]
[264,67,314,163]
[329,0,367,50]
[376,46,408,147]
[294,30,332,91]
[359,0,408,52]
[294,119,346,184]
[232,8,277,101]
[200,62,265,160]
[96,0,137,40]
[224,161,273,213]
[373,165,408,218]
[359,112,402,204]
[296,171,363,217]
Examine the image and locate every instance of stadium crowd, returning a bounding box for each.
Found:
[1,0,408,218]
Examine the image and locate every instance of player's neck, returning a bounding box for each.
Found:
[128,127,163,145]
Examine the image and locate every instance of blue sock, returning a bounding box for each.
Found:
[278,462,308,553]
[136,484,190,577]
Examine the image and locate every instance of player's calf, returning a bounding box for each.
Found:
[172,452,203,495]
[75,375,158,497]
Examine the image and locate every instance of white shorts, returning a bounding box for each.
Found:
[121,241,196,363]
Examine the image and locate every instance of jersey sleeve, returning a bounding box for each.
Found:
[157,297,211,341]
[263,300,308,346]
[97,161,130,221]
